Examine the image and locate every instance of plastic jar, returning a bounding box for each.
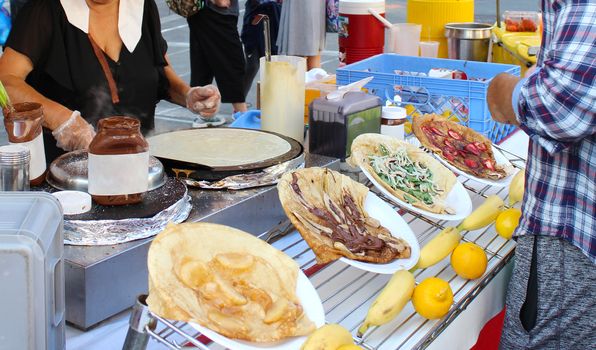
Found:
[381,106,407,140]
[88,117,149,206]
[3,102,47,186]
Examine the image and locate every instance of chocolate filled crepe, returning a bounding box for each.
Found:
[277,167,411,264]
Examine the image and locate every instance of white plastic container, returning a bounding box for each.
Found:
[381,106,407,140]
[260,55,306,142]
[0,192,65,350]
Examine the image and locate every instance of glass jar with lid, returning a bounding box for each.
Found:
[3,102,47,186]
[381,106,407,140]
[88,116,149,205]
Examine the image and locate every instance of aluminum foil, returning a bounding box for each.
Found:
[182,154,305,190]
[64,189,192,246]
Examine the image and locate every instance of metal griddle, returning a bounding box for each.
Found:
[148,128,304,181]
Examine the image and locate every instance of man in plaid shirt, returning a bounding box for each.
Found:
[487,0,595,348]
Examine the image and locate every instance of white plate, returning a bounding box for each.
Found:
[360,167,473,221]
[432,145,517,188]
[339,192,420,274]
[189,271,325,350]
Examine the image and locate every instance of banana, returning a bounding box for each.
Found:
[301,324,354,350]
[358,270,415,337]
[337,345,364,350]
[508,169,525,206]
[415,227,462,269]
[458,195,505,231]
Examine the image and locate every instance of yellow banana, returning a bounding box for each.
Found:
[508,169,525,206]
[337,345,364,350]
[301,324,354,350]
[458,195,505,231]
[357,270,415,337]
[415,227,462,269]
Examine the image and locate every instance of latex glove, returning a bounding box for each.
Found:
[52,111,96,151]
[186,85,221,118]
[210,0,231,8]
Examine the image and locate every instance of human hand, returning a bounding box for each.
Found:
[210,0,231,8]
[52,111,96,151]
[524,64,537,78]
[186,85,221,118]
[487,73,521,126]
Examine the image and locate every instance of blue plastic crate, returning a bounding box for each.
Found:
[337,54,520,143]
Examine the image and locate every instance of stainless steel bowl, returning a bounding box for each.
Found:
[46,150,167,192]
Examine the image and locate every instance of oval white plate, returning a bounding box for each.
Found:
[189,270,325,350]
[360,166,472,221]
[432,145,517,188]
[339,192,420,274]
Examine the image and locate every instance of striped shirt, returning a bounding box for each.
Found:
[511,0,596,263]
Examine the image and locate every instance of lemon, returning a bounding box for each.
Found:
[450,242,488,280]
[495,208,522,240]
[412,277,453,320]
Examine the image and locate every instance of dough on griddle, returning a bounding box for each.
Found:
[147,129,292,167]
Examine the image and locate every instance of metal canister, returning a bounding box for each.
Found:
[444,23,493,62]
[0,144,31,191]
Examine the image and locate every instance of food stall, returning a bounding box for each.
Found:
[0,1,537,348]
[60,54,528,348]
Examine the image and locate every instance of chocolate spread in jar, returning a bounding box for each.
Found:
[88,117,149,206]
[3,102,47,186]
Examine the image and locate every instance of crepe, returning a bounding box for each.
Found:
[348,133,457,214]
[146,222,315,342]
[147,128,292,167]
[277,167,411,264]
[412,114,510,179]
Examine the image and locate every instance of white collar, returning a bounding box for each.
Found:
[60,0,144,53]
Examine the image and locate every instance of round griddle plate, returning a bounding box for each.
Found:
[36,177,186,221]
[148,128,303,181]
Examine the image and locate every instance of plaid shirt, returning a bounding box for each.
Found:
[511,0,596,263]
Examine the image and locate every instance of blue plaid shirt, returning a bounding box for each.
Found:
[511,0,596,263]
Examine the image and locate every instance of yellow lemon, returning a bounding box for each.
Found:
[450,242,488,280]
[412,277,453,320]
[495,208,522,240]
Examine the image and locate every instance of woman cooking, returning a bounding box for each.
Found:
[0,0,221,162]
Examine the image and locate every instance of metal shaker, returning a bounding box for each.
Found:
[0,144,31,191]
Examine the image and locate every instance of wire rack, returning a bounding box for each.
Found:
[125,146,526,350]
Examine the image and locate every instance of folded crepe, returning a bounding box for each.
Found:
[277,167,411,264]
[412,114,511,179]
[348,133,457,214]
[147,222,316,342]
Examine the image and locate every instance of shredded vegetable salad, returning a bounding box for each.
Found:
[369,145,442,205]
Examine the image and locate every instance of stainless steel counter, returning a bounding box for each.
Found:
[64,152,339,329]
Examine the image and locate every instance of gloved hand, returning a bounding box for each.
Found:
[186,85,221,118]
[52,111,96,151]
[210,0,231,8]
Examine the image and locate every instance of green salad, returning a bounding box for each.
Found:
[369,145,442,205]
